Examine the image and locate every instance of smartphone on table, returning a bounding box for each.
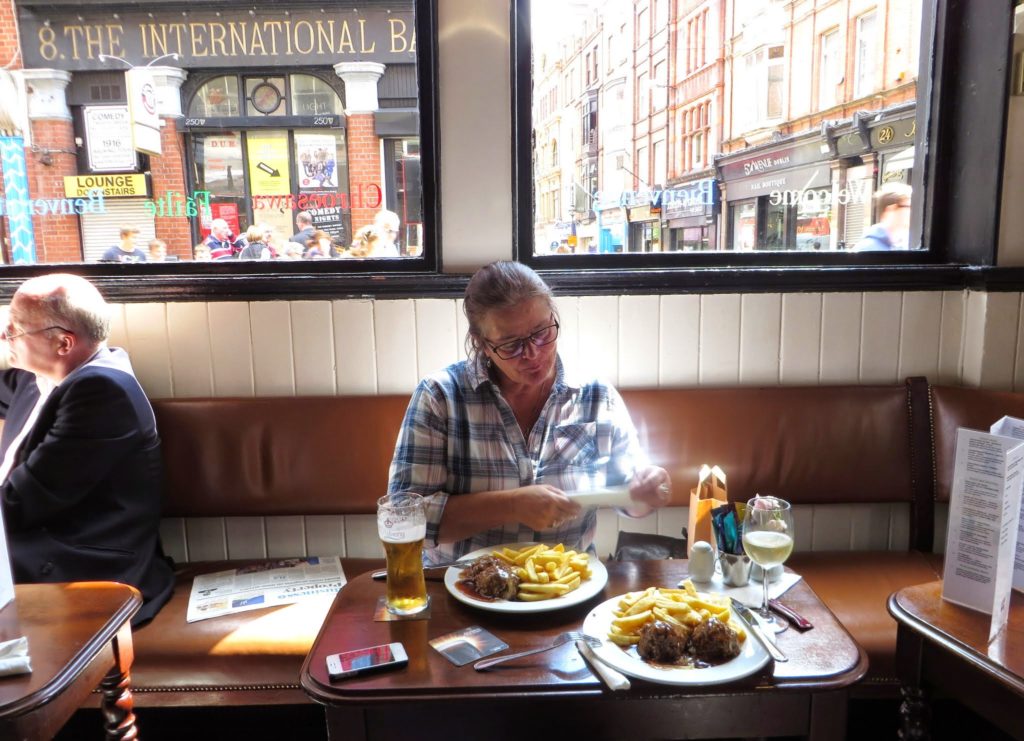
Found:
[326,642,408,681]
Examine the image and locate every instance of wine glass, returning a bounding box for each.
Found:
[741,495,794,633]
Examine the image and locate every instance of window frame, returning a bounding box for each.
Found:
[512,0,1022,292]
[0,0,442,303]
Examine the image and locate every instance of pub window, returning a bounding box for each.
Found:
[0,0,432,282]
[520,0,938,263]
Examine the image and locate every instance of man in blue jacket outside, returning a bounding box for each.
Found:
[854,183,912,251]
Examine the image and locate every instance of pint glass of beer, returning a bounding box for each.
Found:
[377,493,429,615]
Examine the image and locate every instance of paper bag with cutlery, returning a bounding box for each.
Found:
[687,464,728,557]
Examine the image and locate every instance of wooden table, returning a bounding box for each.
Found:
[302,561,867,741]
[888,581,1024,740]
[0,582,141,740]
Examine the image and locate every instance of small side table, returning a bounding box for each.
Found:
[0,582,141,740]
[889,581,1024,740]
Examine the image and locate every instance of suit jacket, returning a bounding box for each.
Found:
[0,348,174,624]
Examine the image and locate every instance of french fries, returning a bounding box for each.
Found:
[606,580,747,647]
[488,543,592,601]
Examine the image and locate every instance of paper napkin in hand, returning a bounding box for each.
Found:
[0,636,31,677]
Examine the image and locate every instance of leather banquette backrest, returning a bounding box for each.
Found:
[152,395,411,517]
[154,383,926,527]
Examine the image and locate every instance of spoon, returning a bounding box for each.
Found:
[473,631,601,671]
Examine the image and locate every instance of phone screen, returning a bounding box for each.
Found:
[335,644,398,672]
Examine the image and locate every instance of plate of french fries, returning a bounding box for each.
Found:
[444,542,608,613]
[580,582,770,685]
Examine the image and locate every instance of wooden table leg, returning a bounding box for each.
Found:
[99,623,137,741]
[898,683,930,741]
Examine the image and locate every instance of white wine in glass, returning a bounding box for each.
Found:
[741,496,794,633]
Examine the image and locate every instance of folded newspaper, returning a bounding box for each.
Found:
[186,556,347,623]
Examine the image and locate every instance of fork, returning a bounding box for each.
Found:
[473,631,601,671]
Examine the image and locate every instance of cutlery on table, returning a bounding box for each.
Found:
[371,559,473,581]
[768,599,813,631]
[576,639,630,691]
[473,631,600,671]
[732,601,788,663]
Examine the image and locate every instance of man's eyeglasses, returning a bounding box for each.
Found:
[1,325,74,341]
[485,319,560,360]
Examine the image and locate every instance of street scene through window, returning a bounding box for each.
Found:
[531,0,921,255]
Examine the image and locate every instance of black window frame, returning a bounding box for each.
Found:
[0,0,444,303]
[512,0,1024,294]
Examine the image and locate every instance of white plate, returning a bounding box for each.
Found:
[581,595,771,685]
[444,544,609,613]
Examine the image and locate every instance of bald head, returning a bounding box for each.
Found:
[15,274,111,345]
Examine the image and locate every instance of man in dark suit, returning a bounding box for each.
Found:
[0,274,173,624]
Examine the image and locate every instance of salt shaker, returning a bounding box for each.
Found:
[688,540,715,582]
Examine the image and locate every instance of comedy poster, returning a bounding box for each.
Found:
[295,134,339,190]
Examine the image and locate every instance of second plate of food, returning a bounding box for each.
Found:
[444,543,609,613]
[581,591,771,685]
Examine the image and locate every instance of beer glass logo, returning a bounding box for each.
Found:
[384,517,394,529]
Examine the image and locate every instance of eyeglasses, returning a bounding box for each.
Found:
[485,319,560,360]
[2,325,74,341]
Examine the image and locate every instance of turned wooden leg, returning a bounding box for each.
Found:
[99,664,137,741]
[898,683,930,741]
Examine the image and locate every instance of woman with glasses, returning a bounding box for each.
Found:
[387,261,671,565]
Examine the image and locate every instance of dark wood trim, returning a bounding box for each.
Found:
[906,376,935,553]
[416,0,442,272]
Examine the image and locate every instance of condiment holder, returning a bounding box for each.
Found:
[718,552,752,587]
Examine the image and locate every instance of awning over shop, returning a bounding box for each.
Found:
[374,110,420,136]
[884,146,915,173]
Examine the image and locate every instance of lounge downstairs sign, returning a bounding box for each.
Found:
[19,8,415,70]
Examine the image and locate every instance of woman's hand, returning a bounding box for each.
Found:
[625,466,672,518]
[512,484,582,531]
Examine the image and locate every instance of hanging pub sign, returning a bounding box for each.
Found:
[126,68,161,156]
[83,106,136,172]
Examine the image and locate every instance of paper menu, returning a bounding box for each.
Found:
[989,416,1024,594]
[941,427,1024,641]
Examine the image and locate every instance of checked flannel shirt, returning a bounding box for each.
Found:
[387,355,648,565]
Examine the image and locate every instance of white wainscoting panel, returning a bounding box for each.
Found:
[579,296,620,385]
[415,299,460,379]
[250,301,295,395]
[554,296,581,382]
[898,292,943,382]
[619,295,660,388]
[290,301,337,395]
[108,303,128,350]
[124,303,173,398]
[860,292,902,383]
[374,300,418,393]
[699,293,741,384]
[659,294,700,386]
[937,291,966,385]
[739,293,781,384]
[305,515,347,558]
[819,293,863,383]
[167,302,214,397]
[334,300,377,394]
[208,302,256,397]
[344,514,382,558]
[980,292,1022,391]
[265,515,307,558]
[962,291,988,387]
[225,517,267,560]
[456,298,470,362]
[184,518,228,562]
[780,293,823,384]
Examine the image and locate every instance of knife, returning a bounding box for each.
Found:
[768,599,813,631]
[576,640,631,691]
[732,601,788,663]
[371,559,474,581]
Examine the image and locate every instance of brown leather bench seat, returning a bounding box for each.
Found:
[91,381,1014,708]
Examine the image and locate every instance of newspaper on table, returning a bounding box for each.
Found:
[186,556,346,623]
